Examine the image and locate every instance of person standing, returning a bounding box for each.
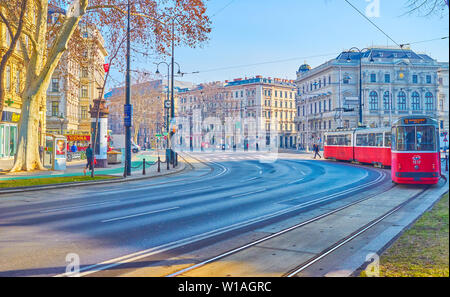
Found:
[84,144,93,175]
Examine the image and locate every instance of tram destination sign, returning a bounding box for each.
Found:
[403,118,428,125]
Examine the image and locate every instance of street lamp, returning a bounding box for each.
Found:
[344,47,374,127]
[155,61,182,163]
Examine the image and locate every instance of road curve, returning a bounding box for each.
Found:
[0,152,390,277]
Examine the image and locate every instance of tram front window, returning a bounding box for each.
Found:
[395,126,436,151]
[416,126,436,151]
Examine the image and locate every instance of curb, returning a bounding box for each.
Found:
[0,161,190,195]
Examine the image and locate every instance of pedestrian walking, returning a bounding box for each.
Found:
[313,143,322,159]
[84,144,93,176]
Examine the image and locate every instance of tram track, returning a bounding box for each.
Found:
[164,178,433,278]
[63,164,387,277]
[164,170,394,277]
[284,186,429,277]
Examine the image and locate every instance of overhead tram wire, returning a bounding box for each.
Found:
[344,0,403,49]
[210,0,236,19]
[400,36,449,48]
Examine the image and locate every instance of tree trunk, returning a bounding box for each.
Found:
[9,91,45,172]
[9,0,88,172]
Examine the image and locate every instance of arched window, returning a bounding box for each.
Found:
[411,92,420,111]
[369,91,378,110]
[425,92,433,110]
[397,91,406,111]
[383,91,391,110]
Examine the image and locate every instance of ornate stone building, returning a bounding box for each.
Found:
[295,46,442,149]
[177,76,297,150]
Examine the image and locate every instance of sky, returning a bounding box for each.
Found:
[114,0,449,88]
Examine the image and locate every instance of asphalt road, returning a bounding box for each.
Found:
[0,151,389,277]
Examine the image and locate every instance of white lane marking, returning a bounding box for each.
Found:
[101,207,180,223]
[241,177,260,183]
[231,189,267,198]
[40,200,121,213]
[288,177,306,185]
[279,171,375,205]
[174,187,213,194]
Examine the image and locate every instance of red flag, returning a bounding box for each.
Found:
[103,64,110,73]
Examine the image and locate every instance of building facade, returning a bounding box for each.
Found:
[46,18,108,137]
[0,3,46,159]
[295,46,442,149]
[106,79,192,147]
[177,76,297,150]
[437,62,449,134]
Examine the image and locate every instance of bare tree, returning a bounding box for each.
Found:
[0,0,211,172]
[404,0,449,17]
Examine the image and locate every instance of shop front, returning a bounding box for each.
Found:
[0,111,20,159]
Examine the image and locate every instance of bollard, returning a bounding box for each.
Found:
[175,153,178,167]
[173,153,176,168]
[446,154,448,172]
[143,158,146,175]
[158,156,161,173]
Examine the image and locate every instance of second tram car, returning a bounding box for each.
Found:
[391,116,441,184]
[324,128,391,167]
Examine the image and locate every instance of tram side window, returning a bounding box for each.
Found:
[327,136,335,145]
[384,133,392,148]
[368,133,376,146]
[416,126,436,151]
[356,134,368,146]
[375,133,383,147]
[346,134,352,146]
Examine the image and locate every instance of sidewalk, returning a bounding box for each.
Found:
[0,151,160,181]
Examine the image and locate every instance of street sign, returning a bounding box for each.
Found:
[124,104,133,127]
[164,100,171,109]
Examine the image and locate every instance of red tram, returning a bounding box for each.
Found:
[391,116,441,184]
[324,128,391,167]
[324,116,441,185]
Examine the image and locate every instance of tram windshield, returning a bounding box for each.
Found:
[393,125,436,151]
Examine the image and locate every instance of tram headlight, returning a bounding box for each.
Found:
[414,165,419,170]
[432,164,436,170]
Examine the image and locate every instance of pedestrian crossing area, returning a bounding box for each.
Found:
[190,152,279,163]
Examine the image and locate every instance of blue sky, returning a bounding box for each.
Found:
[126,0,449,86]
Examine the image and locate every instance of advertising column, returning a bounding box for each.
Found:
[90,98,110,168]
[53,136,67,170]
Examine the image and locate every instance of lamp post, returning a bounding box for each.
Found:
[155,60,181,163]
[344,47,374,127]
[123,0,132,176]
